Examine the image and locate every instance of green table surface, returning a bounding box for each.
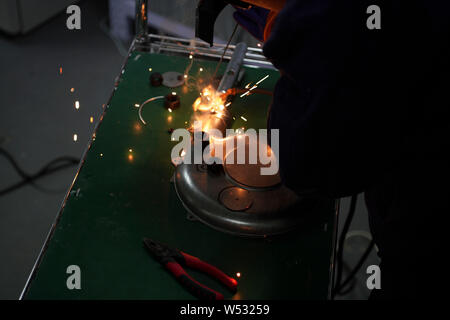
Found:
[24,51,337,300]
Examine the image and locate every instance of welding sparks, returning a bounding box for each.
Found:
[70,88,75,93]
[128,154,134,162]
[241,116,247,122]
[184,74,188,79]
[75,101,80,109]
[168,108,173,113]
[134,103,140,108]
[59,67,63,75]
[73,134,78,142]
[240,87,255,97]
[240,75,270,97]
[189,54,193,59]
[90,116,93,123]
[193,85,227,112]
[255,75,269,85]
[199,67,203,72]
[129,149,133,153]
[148,67,152,72]
[236,272,241,278]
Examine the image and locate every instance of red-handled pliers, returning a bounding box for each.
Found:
[143,238,238,300]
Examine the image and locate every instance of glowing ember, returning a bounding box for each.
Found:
[70,88,75,93]
[90,116,93,123]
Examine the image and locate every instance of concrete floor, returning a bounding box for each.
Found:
[0,0,122,299]
[0,0,378,300]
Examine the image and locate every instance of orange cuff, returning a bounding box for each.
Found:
[263,10,278,42]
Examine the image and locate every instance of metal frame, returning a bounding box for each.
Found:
[141,34,274,69]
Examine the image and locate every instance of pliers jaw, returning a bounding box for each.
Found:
[143,238,183,264]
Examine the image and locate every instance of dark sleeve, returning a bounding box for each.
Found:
[263,0,449,197]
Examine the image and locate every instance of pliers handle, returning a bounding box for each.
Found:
[143,238,238,300]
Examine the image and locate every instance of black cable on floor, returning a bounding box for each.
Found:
[0,147,80,197]
[332,194,358,298]
[336,239,376,295]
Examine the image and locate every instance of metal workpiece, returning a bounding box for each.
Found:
[174,150,312,237]
[164,92,181,110]
[150,72,163,86]
[174,135,313,238]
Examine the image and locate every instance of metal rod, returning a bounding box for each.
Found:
[135,0,148,41]
[212,23,239,80]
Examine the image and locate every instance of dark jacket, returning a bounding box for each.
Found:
[263,0,449,198]
[263,0,450,298]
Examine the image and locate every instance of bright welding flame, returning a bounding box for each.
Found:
[192,85,227,113]
[192,85,230,133]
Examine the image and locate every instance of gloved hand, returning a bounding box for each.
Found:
[233,6,270,42]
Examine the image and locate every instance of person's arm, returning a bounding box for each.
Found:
[261,0,438,197]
